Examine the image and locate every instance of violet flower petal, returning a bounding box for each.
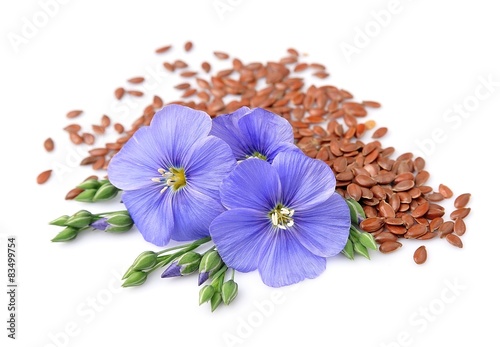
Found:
[210,208,272,272]
[292,193,350,257]
[121,187,174,246]
[258,231,326,288]
[219,158,281,211]
[272,150,336,210]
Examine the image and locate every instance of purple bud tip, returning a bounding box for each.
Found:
[161,262,182,278]
[90,217,109,231]
[198,271,209,286]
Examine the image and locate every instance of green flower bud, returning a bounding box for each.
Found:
[180,261,200,276]
[353,241,370,260]
[49,215,70,226]
[65,210,93,228]
[210,292,223,312]
[104,225,132,233]
[75,189,97,202]
[177,252,202,276]
[106,211,133,229]
[199,285,215,305]
[51,226,79,242]
[210,270,225,291]
[358,231,378,250]
[199,250,222,274]
[178,251,202,266]
[122,271,147,287]
[346,198,365,225]
[93,183,119,201]
[341,238,355,260]
[221,280,238,305]
[77,179,101,190]
[131,251,157,271]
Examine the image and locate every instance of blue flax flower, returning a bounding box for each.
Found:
[209,151,350,287]
[108,105,236,246]
[210,107,299,162]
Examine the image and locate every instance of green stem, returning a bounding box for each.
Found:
[147,237,213,273]
[94,210,129,217]
[211,265,228,281]
[157,237,211,255]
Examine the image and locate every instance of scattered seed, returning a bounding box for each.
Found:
[201,62,211,73]
[450,208,471,220]
[180,71,197,78]
[101,115,111,128]
[64,124,81,133]
[175,83,190,90]
[445,234,463,248]
[127,90,144,97]
[372,127,388,139]
[37,170,52,184]
[363,100,381,108]
[454,218,466,236]
[69,132,83,145]
[214,51,229,60]
[114,87,125,100]
[173,60,188,68]
[454,193,471,208]
[287,48,299,56]
[66,110,83,119]
[92,125,106,134]
[379,241,402,254]
[413,246,427,264]
[438,184,453,198]
[155,45,172,53]
[127,77,145,84]
[44,138,54,152]
[65,187,84,200]
[184,41,193,52]
[82,133,95,145]
[313,71,329,79]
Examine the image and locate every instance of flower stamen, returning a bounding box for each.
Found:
[152,167,186,193]
[270,204,295,230]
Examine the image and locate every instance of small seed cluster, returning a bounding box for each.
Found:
[39,41,471,264]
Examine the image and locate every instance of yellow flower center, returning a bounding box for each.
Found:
[152,167,186,193]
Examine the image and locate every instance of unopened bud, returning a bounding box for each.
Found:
[51,226,79,242]
[93,183,119,201]
[75,189,97,202]
[122,271,148,287]
[221,280,238,305]
[65,210,93,228]
[199,285,215,305]
[49,215,69,226]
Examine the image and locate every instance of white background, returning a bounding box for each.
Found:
[1,1,499,346]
